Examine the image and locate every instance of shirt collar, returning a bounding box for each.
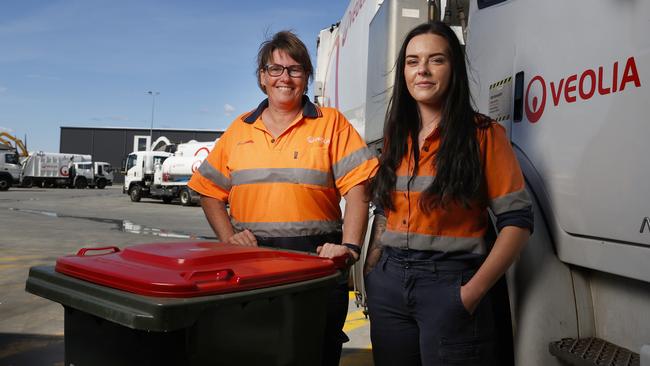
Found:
[242,95,321,124]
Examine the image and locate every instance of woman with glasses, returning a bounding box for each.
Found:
[189,31,378,366]
[366,22,533,365]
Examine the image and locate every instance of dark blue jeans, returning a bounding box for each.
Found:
[366,248,496,366]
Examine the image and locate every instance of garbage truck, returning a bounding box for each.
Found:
[20,152,92,188]
[315,0,650,364]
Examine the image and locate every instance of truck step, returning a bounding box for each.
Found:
[549,337,640,366]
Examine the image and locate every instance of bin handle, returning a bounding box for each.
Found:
[76,246,120,256]
[330,254,352,270]
[186,269,236,291]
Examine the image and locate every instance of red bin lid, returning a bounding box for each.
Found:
[55,242,338,297]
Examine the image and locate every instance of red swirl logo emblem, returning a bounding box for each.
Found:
[525,75,546,123]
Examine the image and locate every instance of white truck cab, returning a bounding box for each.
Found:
[122,151,172,201]
[0,146,21,191]
[73,161,114,189]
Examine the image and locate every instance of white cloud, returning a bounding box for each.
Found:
[224,104,235,117]
[0,86,7,93]
[199,108,210,114]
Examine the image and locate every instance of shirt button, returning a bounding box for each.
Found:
[270,139,275,143]
[423,146,429,152]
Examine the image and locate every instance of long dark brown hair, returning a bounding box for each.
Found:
[370,22,486,212]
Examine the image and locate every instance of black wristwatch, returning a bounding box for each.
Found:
[342,243,361,261]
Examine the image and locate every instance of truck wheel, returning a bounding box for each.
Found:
[75,177,88,189]
[179,188,192,206]
[22,177,33,188]
[162,196,173,204]
[96,179,107,189]
[129,185,142,202]
[0,176,10,191]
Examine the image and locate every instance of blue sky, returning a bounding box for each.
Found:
[0,0,349,152]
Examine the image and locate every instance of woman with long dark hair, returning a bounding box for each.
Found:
[366,22,533,365]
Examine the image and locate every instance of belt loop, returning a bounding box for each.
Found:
[430,262,437,273]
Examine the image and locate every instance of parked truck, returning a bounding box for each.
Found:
[123,150,173,202]
[151,141,215,206]
[0,144,21,191]
[21,152,92,188]
[123,140,214,205]
[72,161,114,189]
[316,0,649,364]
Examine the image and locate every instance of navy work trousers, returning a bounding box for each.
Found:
[366,248,496,366]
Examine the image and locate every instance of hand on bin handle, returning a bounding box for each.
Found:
[329,253,354,269]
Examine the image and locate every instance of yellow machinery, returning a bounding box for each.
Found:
[0,132,28,157]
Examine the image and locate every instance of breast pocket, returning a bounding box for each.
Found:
[293,146,332,190]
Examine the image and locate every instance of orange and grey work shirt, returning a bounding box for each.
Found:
[189,97,378,241]
[381,121,532,255]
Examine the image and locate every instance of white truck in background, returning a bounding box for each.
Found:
[21,152,92,188]
[72,161,114,189]
[316,0,650,365]
[123,150,172,202]
[123,140,214,206]
[0,144,21,191]
[151,140,215,206]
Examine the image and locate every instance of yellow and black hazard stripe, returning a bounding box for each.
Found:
[489,76,513,90]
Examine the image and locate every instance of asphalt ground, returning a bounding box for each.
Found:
[0,186,372,366]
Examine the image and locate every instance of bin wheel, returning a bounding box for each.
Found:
[162,196,173,204]
[180,188,192,206]
[129,185,142,202]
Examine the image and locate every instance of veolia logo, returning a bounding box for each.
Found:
[525,56,641,123]
[525,75,546,123]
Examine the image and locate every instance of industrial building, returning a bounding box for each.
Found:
[59,126,223,183]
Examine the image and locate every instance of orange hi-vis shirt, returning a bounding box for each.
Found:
[189,97,378,238]
[381,120,531,254]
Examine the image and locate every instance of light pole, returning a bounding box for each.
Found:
[147,91,159,150]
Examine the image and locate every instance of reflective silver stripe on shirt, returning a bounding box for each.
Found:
[231,168,333,188]
[380,230,486,254]
[489,188,531,215]
[395,175,435,192]
[198,160,231,191]
[332,147,375,181]
[231,218,343,238]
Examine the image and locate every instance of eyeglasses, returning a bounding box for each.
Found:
[264,64,305,78]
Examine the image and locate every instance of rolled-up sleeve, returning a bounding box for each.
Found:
[483,123,533,232]
[188,130,232,202]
